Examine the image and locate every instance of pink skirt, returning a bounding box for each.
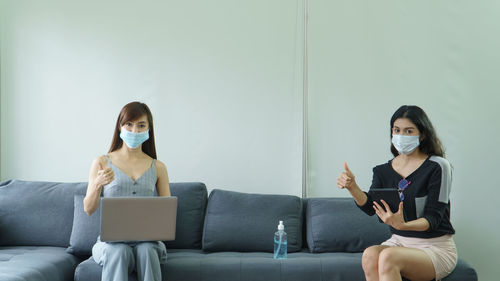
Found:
[382,234,458,280]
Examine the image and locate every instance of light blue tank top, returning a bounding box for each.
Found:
[96,155,161,244]
[102,155,157,197]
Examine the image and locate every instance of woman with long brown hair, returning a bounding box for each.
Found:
[337,105,457,281]
[84,101,171,281]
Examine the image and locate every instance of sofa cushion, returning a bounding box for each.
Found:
[306,198,391,253]
[202,189,303,252]
[75,249,477,281]
[168,251,476,281]
[162,250,365,281]
[67,195,101,256]
[164,182,208,249]
[0,246,82,281]
[0,180,87,247]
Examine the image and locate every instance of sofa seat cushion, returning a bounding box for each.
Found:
[202,189,303,252]
[164,250,366,281]
[75,249,364,281]
[0,246,82,281]
[164,251,476,281]
[75,249,477,281]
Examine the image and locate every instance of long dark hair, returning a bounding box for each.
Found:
[108,102,157,159]
[390,105,445,158]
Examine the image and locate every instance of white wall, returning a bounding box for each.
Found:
[1,0,498,279]
[0,0,304,196]
[307,1,500,279]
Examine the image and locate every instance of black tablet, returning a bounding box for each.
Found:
[369,188,401,213]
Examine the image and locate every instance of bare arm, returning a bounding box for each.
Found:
[155,160,171,197]
[399,218,430,231]
[347,182,368,207]
[83,156,114,215]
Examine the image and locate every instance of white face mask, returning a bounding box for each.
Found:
[392,135,420,155]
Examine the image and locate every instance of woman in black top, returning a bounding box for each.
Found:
[337,105,457,281]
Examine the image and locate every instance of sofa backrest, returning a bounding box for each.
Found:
[305,197,391,253]
[202,189,303,252]
[0,180,208,251]
[1,179,389,254]
[164,182,208,249]
[199,189,391,254]
[0,179,86,247]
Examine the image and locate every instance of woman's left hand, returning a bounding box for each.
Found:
[373,200,406,230]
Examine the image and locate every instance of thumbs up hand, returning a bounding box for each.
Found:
[96,161,114,187]
[337,162,356,190]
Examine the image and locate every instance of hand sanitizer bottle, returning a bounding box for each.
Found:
[273,220,287,259]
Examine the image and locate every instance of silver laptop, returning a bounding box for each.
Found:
[100,196,177,242]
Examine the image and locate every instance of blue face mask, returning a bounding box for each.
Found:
[392,134,420,155]
[120,130,149,149]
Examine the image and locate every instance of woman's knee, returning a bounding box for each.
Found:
[106,243,134,261]
[135,242,158,258]
[378,248,400,274]
[362,246,381,271]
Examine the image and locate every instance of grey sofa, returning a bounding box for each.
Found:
[0,180,84,281]
[0,180,478,281]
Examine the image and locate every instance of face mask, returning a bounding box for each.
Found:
[120,130,149,149]
[392,134,420,155]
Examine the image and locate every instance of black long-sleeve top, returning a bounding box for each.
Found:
[358,155,455,238]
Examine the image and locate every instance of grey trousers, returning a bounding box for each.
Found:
[92,240,167,281]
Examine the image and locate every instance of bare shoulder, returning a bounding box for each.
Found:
[155,159,168,171]
[92,155,108,167]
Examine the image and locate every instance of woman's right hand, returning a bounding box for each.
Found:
[337,162,356,190]
[337,162,368,206]
[96,163,114,188]
[85,157,113,215]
